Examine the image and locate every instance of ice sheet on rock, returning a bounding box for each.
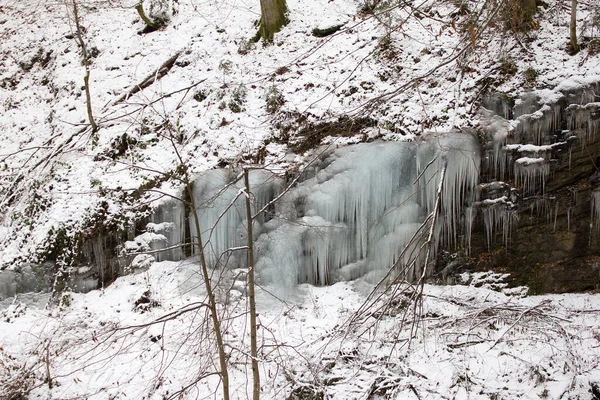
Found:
[149,201,186,261]
[171,135,479,287]
[258,134,479,286]
[0,263,53,300]
[189,168,283,269]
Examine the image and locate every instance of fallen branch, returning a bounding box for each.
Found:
[447,339,488,349]
[487,300,551,351]
[113,52,182,106]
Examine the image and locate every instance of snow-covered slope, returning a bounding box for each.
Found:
[1,261,600,399]
[1,0,599,268]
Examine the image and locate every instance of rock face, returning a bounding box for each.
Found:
[7,84,599,298]
[145,81,600,294]
[465,82,600,293]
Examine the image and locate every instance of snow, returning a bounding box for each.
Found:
[1,0,599,268]
[1,260,600,399]
[515,157,546,166]
[123,231,167,252]
[554,75,600,93]
[504,143,558,153]
[1,0,600,397]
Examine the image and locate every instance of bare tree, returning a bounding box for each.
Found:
[243,167,261,400]
[570,0,580,54]
[174,146,231,400]
[334,156,450,346]
[67,0,98,133]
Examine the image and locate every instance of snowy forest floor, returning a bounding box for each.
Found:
[1,260,600,400]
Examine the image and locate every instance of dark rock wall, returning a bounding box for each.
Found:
[466,83,600,293]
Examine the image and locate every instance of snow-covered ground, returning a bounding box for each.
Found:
[1,260,600,399]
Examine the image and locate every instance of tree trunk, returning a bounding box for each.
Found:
[243,168,260,400]
[135,1,158,29]
[570,0,579,54]
[71,0,98,133]
[185,176,230,400]
[258,0,288,43]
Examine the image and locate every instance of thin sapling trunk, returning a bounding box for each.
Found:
[243,167,260,400]
[570,0,580,54]
[70,0,98,133]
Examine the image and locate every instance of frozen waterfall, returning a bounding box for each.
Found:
[151,133,480,287]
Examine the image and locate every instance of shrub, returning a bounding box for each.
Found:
[523,66,537,87]
[228,84,247,113]
[143,0,175,27]
[0,348,36,400]
[589,39,600,56]
[501,0,538,33]
[218,60,233,74]
[265,85,284,114]
[498,53,518,76]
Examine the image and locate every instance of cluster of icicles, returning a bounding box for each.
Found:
[479,87,600,250]
[149,133,480,286]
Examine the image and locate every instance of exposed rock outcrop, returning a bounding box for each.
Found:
[465,81,600,293]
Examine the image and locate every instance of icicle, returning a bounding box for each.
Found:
[514,157,549,197]
[591,190,600,231]
[503,208,519,248]
[150,200,185,261]
[289,141,424,284]
[92,236,106,282]
[474,194,519,250]
[260,133,480,286]
[590,198,595,247]
[186,168,282,269]
[553,202,558,232]
[566,103,600,145]
[546,199,553,225]
[465,206,474,256]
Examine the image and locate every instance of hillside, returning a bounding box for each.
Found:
[2,262,600,399]
[2,0,600,398]
[1,0,599,269]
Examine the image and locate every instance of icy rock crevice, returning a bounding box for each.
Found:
[148,202,185,262]
[0,263,54,301]
[477,83,600,250]
[471,81,600,293]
